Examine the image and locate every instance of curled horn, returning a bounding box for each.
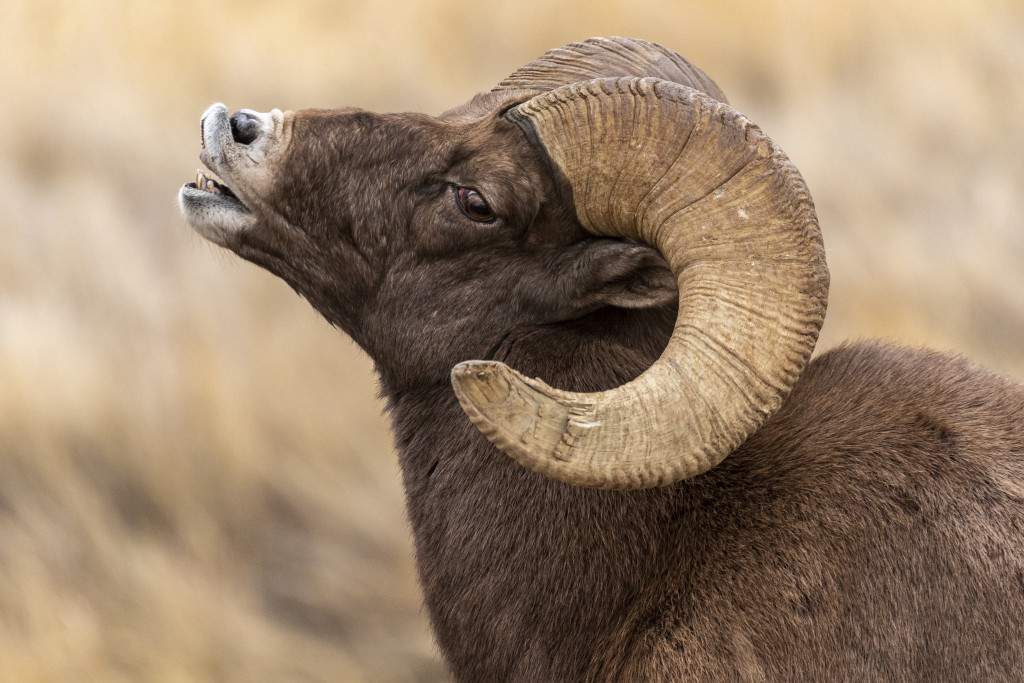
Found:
[452,77,828,489]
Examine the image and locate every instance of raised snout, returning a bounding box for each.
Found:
[181,104,294,246]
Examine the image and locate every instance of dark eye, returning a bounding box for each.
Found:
[454,186,496,223]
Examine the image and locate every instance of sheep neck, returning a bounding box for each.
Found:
[379,306,690,679]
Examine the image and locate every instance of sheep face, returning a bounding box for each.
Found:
[180,93,676,387]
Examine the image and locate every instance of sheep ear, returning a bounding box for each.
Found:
[562,240,677,311]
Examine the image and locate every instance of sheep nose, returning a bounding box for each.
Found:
[230,110,260,145]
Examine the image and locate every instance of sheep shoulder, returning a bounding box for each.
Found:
[595,340,1024,681]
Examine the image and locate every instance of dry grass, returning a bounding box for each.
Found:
[1,0,1022,680]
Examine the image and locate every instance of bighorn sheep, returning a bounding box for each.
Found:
[179,38,1024,681]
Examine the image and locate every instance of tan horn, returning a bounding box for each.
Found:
[451,77,828,489]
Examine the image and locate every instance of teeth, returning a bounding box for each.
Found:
[195,169,223,195]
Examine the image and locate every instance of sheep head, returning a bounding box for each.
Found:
[180,37,829,490]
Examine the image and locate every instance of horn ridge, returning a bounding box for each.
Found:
[496,37,728,103]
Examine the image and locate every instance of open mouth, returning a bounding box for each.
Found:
[179,148,255,245]
[186,169,243,203]
[180,167,251,218]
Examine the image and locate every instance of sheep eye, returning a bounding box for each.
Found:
[454,186,496,223]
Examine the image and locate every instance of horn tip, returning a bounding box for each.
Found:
[451,360,512,408]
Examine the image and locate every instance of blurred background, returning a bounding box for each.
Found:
[1,0,1022,680]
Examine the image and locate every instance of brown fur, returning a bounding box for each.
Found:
[204,92,1024,680]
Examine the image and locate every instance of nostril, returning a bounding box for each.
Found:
[230,111,260,145]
